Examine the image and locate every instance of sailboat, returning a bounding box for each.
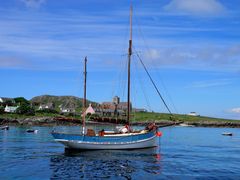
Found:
[51,5,162,150]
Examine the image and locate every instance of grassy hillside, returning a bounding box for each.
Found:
[30,95,98,112]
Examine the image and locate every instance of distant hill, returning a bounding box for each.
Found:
[30,95,98,111]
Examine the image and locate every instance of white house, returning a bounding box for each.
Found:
[133,108,147,112]
[4,105,19,113]
[59,104,76,113]
[188,112,199,116]
[61,107,75,113]
[39,103,54,110]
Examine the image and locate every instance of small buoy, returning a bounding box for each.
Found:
[222,132,233,136]
[156,131,162,137]
[0,126,9,130]
[155,154,161,160]
[26,129,38,133]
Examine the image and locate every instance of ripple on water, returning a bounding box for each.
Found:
[49,148,161,179]
[1,126,240,179]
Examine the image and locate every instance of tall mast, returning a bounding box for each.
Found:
[127,5,132,125]
[82,56,87,134]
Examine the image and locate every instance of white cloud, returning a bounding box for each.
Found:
[144,49,161,60]
[186,79,232,89]
[20,0,46,8]
[141,44,240,71]
[0,56,30,68]
[0,9,132,71]
[164,0,226,16]
[0,4,238,72]
[229,108,240,114]
[0,12,126,68]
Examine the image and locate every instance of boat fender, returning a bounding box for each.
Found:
[120,127,128,133]
[120,125,129,133]
[156,131,162,137]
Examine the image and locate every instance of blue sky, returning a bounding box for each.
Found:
[0,0,240,119]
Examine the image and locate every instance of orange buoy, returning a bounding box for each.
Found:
[156,131,162,137]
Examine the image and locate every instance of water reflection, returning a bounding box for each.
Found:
[50,147,162,179]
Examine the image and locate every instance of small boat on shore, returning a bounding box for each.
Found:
[0,126,9,130]
[222,132,233,136]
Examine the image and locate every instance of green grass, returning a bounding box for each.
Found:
[132,112,171,122]
[132,112,238,123]
[0,113,32,119]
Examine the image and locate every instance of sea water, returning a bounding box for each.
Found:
[0,125,240,179]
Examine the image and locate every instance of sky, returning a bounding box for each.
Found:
[0,0,240,120]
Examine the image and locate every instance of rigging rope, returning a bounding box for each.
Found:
[134,50,173,115]
[134,14,178,114]
[133,54,152,111]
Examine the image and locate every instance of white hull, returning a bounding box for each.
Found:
[55,135,159,150]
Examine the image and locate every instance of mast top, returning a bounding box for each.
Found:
[127,5,133,124]
[129,4,133,41]
[128,5,133,56]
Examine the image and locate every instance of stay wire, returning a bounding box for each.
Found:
[134,15,178,114]
[133,54,152,112]
[110,9,130,100]
[134,50,173,115]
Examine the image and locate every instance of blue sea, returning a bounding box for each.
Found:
[1,125,240,179]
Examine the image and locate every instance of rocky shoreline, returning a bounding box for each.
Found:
[131,120,240,128]
[187,121,240,128]
[1,117,240,128]
[0,117,81,126]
